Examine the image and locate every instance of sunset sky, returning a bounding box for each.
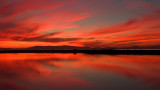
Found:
[0,0,160,49]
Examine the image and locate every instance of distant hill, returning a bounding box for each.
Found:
[0,48,13,50]
[0,45,100,50]
[25,45,95,50]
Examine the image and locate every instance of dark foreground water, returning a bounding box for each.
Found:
[0,53,160,90]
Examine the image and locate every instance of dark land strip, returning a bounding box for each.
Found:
[0,50,160,55]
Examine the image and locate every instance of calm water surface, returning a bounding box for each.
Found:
[0,53,160,90]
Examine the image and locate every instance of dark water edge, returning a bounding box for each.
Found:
[0,50,160,55]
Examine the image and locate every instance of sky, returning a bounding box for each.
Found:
[0,0,160,49]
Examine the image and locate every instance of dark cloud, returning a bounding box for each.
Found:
[0,21,39,34]
[0,22,17,30]
[12,32,80,43]
[124,18,137,26]
[22,37,79,42]
[124,45,160,49]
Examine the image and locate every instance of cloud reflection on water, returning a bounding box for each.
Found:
[0,53,160,90]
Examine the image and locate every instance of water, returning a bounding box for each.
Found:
[0,53,160,90]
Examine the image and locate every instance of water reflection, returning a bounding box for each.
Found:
[0,53,160,90]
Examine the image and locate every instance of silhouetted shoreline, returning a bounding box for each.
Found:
[0,50,160,55]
